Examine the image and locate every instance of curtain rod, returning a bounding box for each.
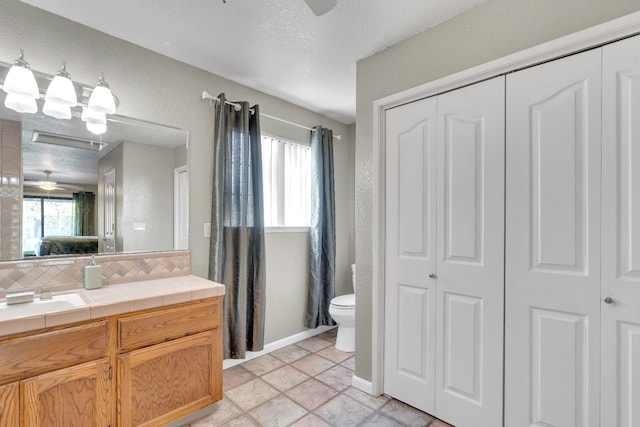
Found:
[201,91,342,140]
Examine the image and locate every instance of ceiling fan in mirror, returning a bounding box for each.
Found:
[23,170,83,193]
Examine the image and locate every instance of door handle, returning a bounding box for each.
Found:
[428,273,437,280]
[603,296,614,304]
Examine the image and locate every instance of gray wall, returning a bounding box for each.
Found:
[355,0,640,382]
[0,0,355,346]
[121,141,174,252]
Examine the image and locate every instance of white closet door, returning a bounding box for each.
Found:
[384,96,437,414]
[505,49,602,427]
[435,76,505,427]
[602,35,640,427]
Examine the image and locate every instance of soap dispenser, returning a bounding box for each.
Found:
[84,256,102,290]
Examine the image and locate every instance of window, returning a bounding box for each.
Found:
[261,135,311,227]
[22,197,74,255]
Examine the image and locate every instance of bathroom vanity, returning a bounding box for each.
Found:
[0,276,224,426]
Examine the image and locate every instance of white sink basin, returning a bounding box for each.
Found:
[0,293,87,321]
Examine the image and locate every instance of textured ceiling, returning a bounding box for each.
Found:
[20,0,486,124]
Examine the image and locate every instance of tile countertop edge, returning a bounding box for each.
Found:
[0,275,225,339]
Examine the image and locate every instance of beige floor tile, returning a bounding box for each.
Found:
[225,379,280,411]
[241,354,285,376]
[340,356,356,371]
[248,395,307,427]
[270,344,311,363]
[360,412,405,426]
[316,328,338,342]
[380,399,434,426]
[218,414,260,426]
[261,365,310,392]
[315,394,374,426]
[223,365,257,391]
[291,354,335,377]
[296,336,333,352]
[289,413,331,427]
[315,364,354,391]
[189,399,243,426]
[316,345,354,363]
[285,378,339,410]
[343,387,390,410]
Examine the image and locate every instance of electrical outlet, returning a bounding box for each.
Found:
[133,222,146,231]
[204,223,211,238]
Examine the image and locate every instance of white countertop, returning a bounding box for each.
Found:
[0,275,225,338]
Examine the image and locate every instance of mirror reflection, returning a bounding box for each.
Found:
[0,92,189,261]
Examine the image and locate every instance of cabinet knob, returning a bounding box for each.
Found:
[603,296,614,304]
[428,273,437,280]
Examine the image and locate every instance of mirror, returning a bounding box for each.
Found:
[0,91,189,261]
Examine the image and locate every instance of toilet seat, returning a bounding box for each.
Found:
[331,293,355,308]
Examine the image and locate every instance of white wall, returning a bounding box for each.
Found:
[355,0,640,382]
[0,0,355,346]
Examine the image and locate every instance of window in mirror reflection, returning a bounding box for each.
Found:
[22,194,97,257]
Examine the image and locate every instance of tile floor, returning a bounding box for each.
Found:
[188,328,453,427]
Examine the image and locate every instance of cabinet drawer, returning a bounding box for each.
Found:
[0,321,109,384]
[118,299,220,352]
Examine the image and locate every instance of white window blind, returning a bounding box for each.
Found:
[261,135,311,227]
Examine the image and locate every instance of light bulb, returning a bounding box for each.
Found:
[86,121,107,135]
[4,93,37,114]
[43,100,72,119]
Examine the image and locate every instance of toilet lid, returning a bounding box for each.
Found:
[332,294,355,308]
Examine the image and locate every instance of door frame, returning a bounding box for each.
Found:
[173,165,189,250]
[367,11,640,396]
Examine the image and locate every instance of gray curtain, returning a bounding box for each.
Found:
[305,126,336,328]
[72,192,96,236]
[208,93,266,359]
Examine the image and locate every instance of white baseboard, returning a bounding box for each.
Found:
[223,325,336,370]
[352,375,375,395]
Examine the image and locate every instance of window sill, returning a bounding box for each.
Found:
[265,227,310,233]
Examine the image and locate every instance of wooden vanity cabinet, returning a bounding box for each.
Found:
[21,359,112,426]
[0,382,19,427]
[117,299,223,427]
[0,296,223,427]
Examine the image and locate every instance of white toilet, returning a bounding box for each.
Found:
[329,263,356,352]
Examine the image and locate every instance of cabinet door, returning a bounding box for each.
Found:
[384,96,438,414]
[505,48,602,426]
[0,382,19,427]
[602,34,640,427]
[21,359,112,427]
[118,330,222,427]
[435,76,504,427]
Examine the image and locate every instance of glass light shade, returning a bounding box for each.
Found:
[45,75,77,107]
[81,107,107,124]
[86,121,107,135]
[38,181,57,191]
[4,93,37,114]
[2,64,39,98]
[88,85,116,115]
[43,100,72,119]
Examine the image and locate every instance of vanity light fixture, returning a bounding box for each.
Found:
[0,50,118,134]
[43,62,77,120]
[83,73,115,135]
[81,105,107,135]
[87,73,116,115]
[2,50,39,114]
